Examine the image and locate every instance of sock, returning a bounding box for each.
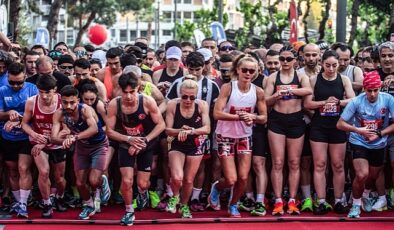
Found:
[353,198,362,206]
[256,193,264,203]
[85,197,94,207]
[335,198,341,204]
[166,184,173,197]
[125,204,134,213]
[191,188,202,201]
[20,189,31,205]
[362,189,371,198]
[43,199,51,205]
[319,198,326,204]
[289,198,296,203]
[301,185,311,198]
[138,187,147,195]
[95,189,101,199]
[275,198,282,204]
[12,190,20,202]
[246,192,254,200]
[50,188,57,197]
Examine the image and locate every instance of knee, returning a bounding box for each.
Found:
[225,176,237,187]
[18,165,30,175]
[171,174,183,185]
[89,177,101,188]
[288,159,300,171]
[314,161,327,173]
[121,177,133,188]
[332,161,344,174]
[272,160,284,171]
[237,175,248,184]
[137,179,150,191]
[355,170,369,182]
[38,169,50,180]
[75,180,85,188]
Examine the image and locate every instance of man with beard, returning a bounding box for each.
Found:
[215,54,234,88]
[51,86,111,220]
[264,50,281,77]
[24,51,40,78]
[57,55,75,78]
[332,43,364,94]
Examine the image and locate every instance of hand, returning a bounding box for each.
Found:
[4,120,20,132]
[8,110,21,121]
[177,129,190,142]
[32,132,48,144]
[31,144,46,157]
[127,136,147,149]
[58,129,71,139]
[325,96,339,104]
[357,127,377,139]
[383,75,394,87]
[181,125,192,130]
[238,111,254,126]
[128,143,145,156]
[62,135,76,149]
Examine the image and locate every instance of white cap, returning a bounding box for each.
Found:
[91,50,107,67]
[197,48,213,62]
[123,65,142,77]
[166,46,182,60]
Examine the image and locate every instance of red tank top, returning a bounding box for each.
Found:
[31,94,62,149]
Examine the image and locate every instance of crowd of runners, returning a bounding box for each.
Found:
[0,31,394,226]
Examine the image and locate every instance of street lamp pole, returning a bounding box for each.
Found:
[336,0,346,42]
[174,0,177,40]
[218,0,223,24]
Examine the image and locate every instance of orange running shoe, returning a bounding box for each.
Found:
[272,202,284,216]
[287,200,300,215]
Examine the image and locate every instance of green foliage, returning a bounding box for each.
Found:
[16,3,32,46]
[194,0,229,37]
[175,20,196,42]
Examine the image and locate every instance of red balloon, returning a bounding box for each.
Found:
[88,24,107,45]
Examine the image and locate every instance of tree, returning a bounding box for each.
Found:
[9,0,22,41]
[194,1,229,38]
[47,0,64,48]
[300,0,312,43]
[347,0,361,47]
[175,20,196,42]
[318,0,331,40]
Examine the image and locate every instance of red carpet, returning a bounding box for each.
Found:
[0,204,393,226]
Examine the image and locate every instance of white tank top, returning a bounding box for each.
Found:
[215,81,257,138]
[340,65,355,82]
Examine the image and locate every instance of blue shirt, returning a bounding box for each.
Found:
[0,72,8,87]
[341,92,394,149]
[0,82,38,141]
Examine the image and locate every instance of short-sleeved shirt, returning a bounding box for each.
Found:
[0,83,38,141]
[341,92,394,149]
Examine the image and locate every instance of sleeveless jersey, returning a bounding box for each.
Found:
[158,68,184,84]
[273,71,302,100]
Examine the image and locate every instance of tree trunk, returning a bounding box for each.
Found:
[302,0,311,43]
[147,21,152,44]
[361,21,371,47]
[47,0,64,48]
[9,0,22,42]
[74,11,96,47]
[348,0,360,47]
[318,0,331,40]
[264,0,282,47]
[389,5,394,40]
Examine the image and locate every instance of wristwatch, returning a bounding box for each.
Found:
[376,130,382,138]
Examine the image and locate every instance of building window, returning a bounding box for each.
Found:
[66,30,73,45]
[184,0,192,4]
[130,30,137,40]
[163,30,172,36]
[183,12,192,20]
[175,0,181,3]
[120,30,127,42]
[140,30,147,37]
[111,29,116,38]
[162,11,172,23]
[194,0,202,5]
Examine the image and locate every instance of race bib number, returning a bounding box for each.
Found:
[360,119,383,130]
[229,106,252,115]
[123,123,144,136]
[319,103,340,116]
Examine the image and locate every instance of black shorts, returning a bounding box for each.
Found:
[309,125,347,144]
[267,110,306,139]
[2,138,32,162]
[252,125,268,157]
[302,125,312,156]
[169,136,209,157]
[350,143,385,167]
[118,138,159,171]
[45,148,67,164]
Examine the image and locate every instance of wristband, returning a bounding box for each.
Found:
[191,128,195,135]
[375,130,382,138]
[127,136,132,143]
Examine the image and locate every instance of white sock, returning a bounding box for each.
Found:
[353,197,362,206]
[191,188,202,201]
[275,198,282,203]
[319,198,326,204]
[362,189,371,198]
[95,189,101,199]
[12,190,20,202]
[19,189,31,205]
[85,197,94,207]
[125,204,134,213]
[166,184,173,197]
[301,185,311,198]
[256,193,264,203]
[246,192,254,200]
[43,199,51,205]
[335,198,341,204]
[289,198,296,203]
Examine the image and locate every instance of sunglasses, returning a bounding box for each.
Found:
[220,68,230,74]
[8,80,24,86]
[361,57,373,62]
[279,56,295,62]
[59,65,74,70]
[240,68,256,74]
[181,95,196,100]
[220,46,234,51]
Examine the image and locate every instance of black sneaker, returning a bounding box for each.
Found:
[136,191,149,211]
[54,197,68,212]
[313,203,329,215]
[334,202,348,214]
[42,204,53,218]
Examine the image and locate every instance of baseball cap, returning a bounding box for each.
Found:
[166,46,182,60]
[197,48,213,62]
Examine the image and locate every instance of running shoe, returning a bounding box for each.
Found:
[9,201,20,214]
[372,198,387,211]
[100,175,111,204]
[120,212,135,226]
[334,202,348,214]
[313,202,329,215]
[42,204,53,218]
[239,197,255,212]
[149,190,160,209]
[190,199,205,212]
[347,204,361,218]
[361,197,373,212]
[250,202,266,216]
[179,204,192,218]
[301,197,313,212]
[53,196,68,212]
[207,181,221,211]
[228,204,241,218]
[17,203,28,218]
[272,202,284,216]
[78,205,95,220]
[287,200,300,215]
[165,196,179,213]
[94,197,101,213]
[136,191,149,211]
[157,194,170,211]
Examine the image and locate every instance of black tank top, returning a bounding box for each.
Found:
[115,95,155,148]
[312,73,344,128]
[273,71,302,100]
[158,68,184,84]
[171,102,202,149]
